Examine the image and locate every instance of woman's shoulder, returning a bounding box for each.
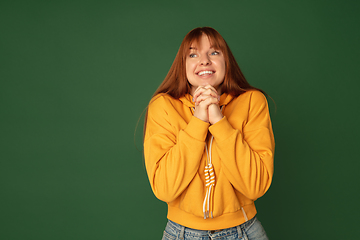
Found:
[149,93,177,106]
[147,93,180,116]
[234,90,267,103]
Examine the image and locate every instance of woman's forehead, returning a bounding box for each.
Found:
[189,35,218,49]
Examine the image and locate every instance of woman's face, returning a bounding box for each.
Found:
[186,34,226,96]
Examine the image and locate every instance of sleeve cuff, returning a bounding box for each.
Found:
[209,116,237,141]
[184,116,210,142]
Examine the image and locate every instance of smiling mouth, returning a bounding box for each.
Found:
[197,70,215,76]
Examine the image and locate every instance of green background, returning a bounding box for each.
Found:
[1,0,359,239]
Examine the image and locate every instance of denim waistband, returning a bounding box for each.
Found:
[167,216,257,238]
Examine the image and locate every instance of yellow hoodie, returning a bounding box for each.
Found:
[144,90,275,230]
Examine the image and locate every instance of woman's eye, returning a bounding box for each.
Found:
[189,53,197,58]
[211,51,220,56]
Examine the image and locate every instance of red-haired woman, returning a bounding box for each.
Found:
[144,27,274,240]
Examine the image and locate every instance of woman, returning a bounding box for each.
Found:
[144,27,274,240]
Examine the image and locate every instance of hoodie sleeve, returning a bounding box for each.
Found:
[144,95,209,203]
[208,91,275,200]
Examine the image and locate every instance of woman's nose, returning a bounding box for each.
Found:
[200,55,211,65]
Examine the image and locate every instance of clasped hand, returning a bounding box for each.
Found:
[193,85,223,125]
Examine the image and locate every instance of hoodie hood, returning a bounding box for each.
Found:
[179,93,234,108]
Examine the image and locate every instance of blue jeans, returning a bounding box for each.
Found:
[162,216,268,240]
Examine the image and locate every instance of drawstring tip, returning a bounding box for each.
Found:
[203,211,213,219]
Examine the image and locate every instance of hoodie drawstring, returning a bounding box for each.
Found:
[203,136,215,219]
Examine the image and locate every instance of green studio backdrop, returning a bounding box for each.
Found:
[1,0,360,239]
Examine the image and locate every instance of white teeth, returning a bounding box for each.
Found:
[198,71,214,76]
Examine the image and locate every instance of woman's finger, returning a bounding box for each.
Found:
[198,96,219,108]
[195,94,219,106]
[194,88,219,102]
[203,85,218,93]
